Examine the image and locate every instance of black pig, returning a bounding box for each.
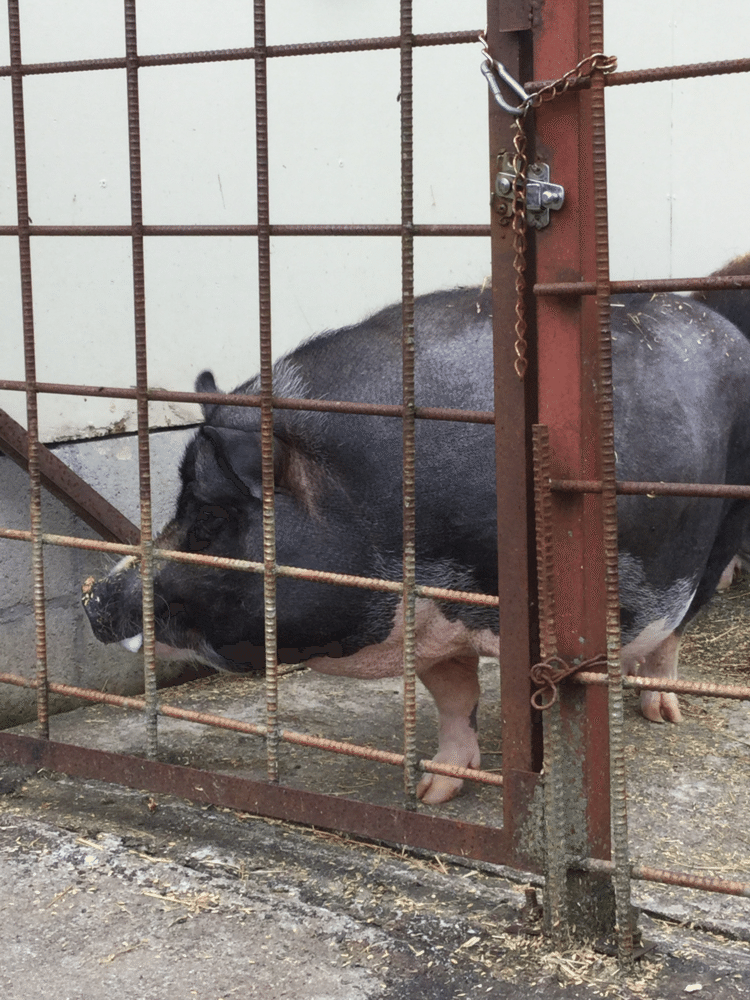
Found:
[83,287,750,801]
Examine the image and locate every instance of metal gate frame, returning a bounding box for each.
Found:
[492,0,750,956]
[1,0,750,958]
[0,2,523,863]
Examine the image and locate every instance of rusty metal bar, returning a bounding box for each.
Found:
[0,409,140,544]
[253,0,280,786]
[589,0,633,960]
[8,0,49,739]
[0,30,482,79]
[0,672,503,790]
[577,858,750,899]
[0,733,515,865]
[0,223,491,237]
[3,528,503,608]
[536,274,750,296]
[4,36,748,86]
[399,1,418,805]
[124,0,158,758]
[529,55,750,92]
[0,382,497,424]
[552,479,750,499]
[531,0,618,941]
[575,671,750,703]
[533,425,568,942]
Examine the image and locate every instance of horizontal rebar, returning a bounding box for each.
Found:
[0,382,495,424]
[0,223,490,238]
[576,857,750,898]
[551,479,750,499]
[5,41,747,86]
[0,30,481,79]
[528,54,750,93]
[575,671,750,703]
[0,527,500,608]
[535,273,750,297]
[0,671,503,788]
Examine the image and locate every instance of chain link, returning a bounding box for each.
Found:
[480,34,617,378]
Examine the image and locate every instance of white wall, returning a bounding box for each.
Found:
[604,0,750,280]
[1,1,750,443]
[0,0,489,442]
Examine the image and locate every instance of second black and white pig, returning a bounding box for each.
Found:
[694,252,750,588]
[82,286,750,802]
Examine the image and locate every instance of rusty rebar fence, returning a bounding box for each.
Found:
[1,0,520,864]
[0,0,749,958]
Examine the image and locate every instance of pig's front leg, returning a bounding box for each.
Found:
[416,655,481,804]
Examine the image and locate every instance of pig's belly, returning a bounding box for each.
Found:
[306,598,498,679]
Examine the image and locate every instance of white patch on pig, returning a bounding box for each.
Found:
[618,556,697,723]
[618,552,698,651]
[620,616,675,674]
[238,358,306,399]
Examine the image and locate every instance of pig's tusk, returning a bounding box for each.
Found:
[121,633,143,653]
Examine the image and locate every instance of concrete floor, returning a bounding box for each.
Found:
[1,767,750,1000]
[1,580,749,997]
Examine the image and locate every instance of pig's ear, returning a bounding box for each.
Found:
[197,426,320,514]
[198,425,283,500]
[195,370,220,420]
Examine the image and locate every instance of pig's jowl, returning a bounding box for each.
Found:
[83,286,750,803]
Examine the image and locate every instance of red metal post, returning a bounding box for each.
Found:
[486,1,544,872]
[531,0,621,938]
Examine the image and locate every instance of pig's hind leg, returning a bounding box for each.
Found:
[639,630,683,723]
[416,655,481,804]
[622,629,683,724]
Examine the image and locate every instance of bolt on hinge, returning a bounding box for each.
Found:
[493,152,565,230]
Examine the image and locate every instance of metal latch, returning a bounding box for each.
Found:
[493,152,565,230]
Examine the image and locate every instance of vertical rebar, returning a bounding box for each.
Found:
[588,0,633,963]
[400,0,418,803]
[8,0,49,738]
[254,0,280,783]
[124,0,158,757]
[532,424,568,945]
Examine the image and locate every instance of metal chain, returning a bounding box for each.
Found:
[480,35,617,378]
[524,52,618,109]
[510,117,530,377]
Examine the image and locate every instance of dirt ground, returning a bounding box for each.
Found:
[0,577,749,998]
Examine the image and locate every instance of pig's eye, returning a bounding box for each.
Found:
[188,503,230,552]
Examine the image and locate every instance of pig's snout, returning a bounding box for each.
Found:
[82,571,143,647]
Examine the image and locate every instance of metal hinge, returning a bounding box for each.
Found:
[493,152,565,230]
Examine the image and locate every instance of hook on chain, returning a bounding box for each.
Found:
[479,31,617,380]
[480,58,531,117]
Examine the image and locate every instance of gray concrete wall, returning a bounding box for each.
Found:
[0,426,196,728]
